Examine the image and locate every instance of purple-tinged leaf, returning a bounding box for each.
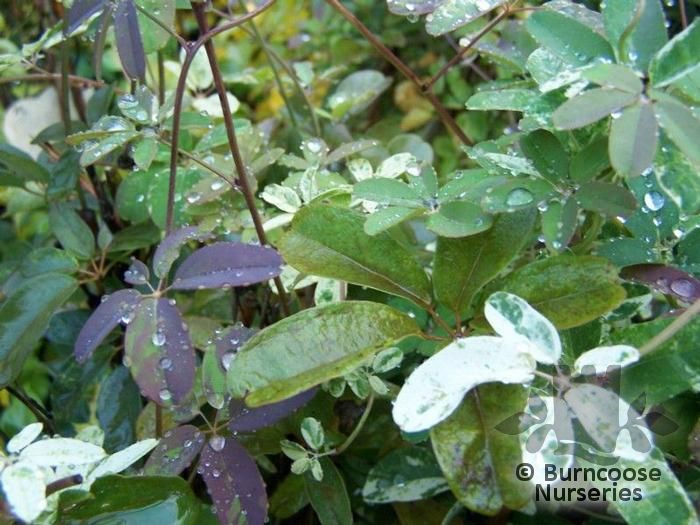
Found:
[66,0,107,34]
[215,326,256,369]
[124,298,196,404]
[152,226,213,279]
[172,243,283,291]
[75,289,141,363]
[229,388,317,434]
[124,258,150,285]
[622,264,700,303]
[199,438,268,525]
[144,424,205,476]
[113,0,145,80]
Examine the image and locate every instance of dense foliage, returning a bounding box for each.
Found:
[0,0,699,523]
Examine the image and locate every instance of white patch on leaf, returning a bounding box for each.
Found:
[392,336,536,433]
[573,345,640,375]
[485,291,561,364]
[19,438,106,467]
[6,423,43,454]
[1,462,47,523]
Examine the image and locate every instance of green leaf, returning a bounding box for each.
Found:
[364,207,424,236]
[270,474,309,520]
[611,316,700,405]
[541,198,578,253]
[362,447,448,504]
[433,209,536,314]
[135,0,176,53]
[21,248,78,278]
[116,170,151,223]
[490,255,626,329]
[569,137,610,183]
[466,88,540,112]
[354,179,423,207]
[328,70,391,120]
[228,302,419,406]
[481,178,555,214]
[602,0,667,71]
[201,349,226,410]
[609,103,659,177]
[49,202,96,260]
[0,144,49,183]
[278,205,431,305]
[582,63,643,94]
[97,366,141,453]
[552,88,638,130]
[426,201,493,238]
[655,135,700,214]
[650,18,700,87]
[57,475,202,525]
[0,273,77,387]
[527,10,614,66]
[654,97,700,167]
[575,181,638,216]
[425,0,508,36]
[300,417,325,451]
[430,384,531,515]
[519,130,569,184]
[304,458,352,525]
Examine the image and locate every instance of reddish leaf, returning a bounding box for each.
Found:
[144,424,206,476]
[124,298,196,404]
[200,438,268,525]
[113,0,145,80]
[152,226,212,279]
[229,388,317,434]
[622,264,700,303]
[66,0,107,34]
[172,243,283,291]
[75,289,141,363]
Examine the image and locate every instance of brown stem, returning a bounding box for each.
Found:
[46,475,83,496]
[423,4,512,91]
[6,386,56,434]
[175,1,290,316]
[680,0,688,29]
[324,0,471,146]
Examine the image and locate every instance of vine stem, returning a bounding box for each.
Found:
[324,0,472,146]
[186,1,290,316]
[639,298,700,356]
[6,386,56,435]
[326,391,375,456]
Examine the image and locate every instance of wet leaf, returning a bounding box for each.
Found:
[304,457,352,525]
[144,425,206,476]
[124,298,196,404]
[200,438,268,525]
[609,103,659,177]
[113,0,146,80]
[621,264,700,303]
[152,226,212,279]
[65,0,107,34]
[552,88,637,130]
[172,243,283,290]
[228,301,419,406]
[650,18,700,87]
[575,181,637,216]
[75,289,141,363]
[229,388,317,433]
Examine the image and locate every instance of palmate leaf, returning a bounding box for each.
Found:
[199,438,268,525]
[171,243,283,290]
[124,298,196,404]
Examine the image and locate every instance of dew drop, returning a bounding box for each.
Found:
[210,436,226,451]
[670,279,695,298]
[505,188,534,207]
[643,191,665,212]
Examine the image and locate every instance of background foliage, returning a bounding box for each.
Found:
[0,0,699,523]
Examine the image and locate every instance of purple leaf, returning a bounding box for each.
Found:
[66,0,107,34]
[152,226,213,279]
[215,325,256,371]
[124,298,196,404]
[172,243,283,291]
[229,388,317,434]
[622,264,700,303]
[113,0,145,80]
[124,258,150,285]
[75,289,141,363]
[144,424,206,476]
[200,438,268,525]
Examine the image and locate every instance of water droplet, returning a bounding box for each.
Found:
[505,188,534,207]
[152,331,166,347]
[644,191,665,212]
[159,388,172,402]
[670,279,695,298]
[159,357,173,370]
[222,352,236,371]
[210,436,226,451]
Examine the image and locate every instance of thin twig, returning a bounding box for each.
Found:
[324,0,471,146]
[328,392,375,456]
[6,386,56,434]
[188,1,291,316]
[639,298,700,356]
[423,4,513,91]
